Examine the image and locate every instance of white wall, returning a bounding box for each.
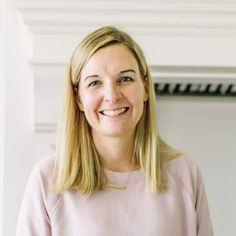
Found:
[3,1,236,236]
[157,96,236,236]
[3,1,55,236]
[0,0,5,234]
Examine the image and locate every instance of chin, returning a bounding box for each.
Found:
[103,130,126,136]
[102,127,135,137]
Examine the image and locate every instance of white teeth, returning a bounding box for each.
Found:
[101,108,128,117]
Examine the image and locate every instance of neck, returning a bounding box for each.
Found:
[92,131,139,172]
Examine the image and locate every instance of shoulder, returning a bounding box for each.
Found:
[17,156,61,229]
[28,155,56,196]
[26,155,55,193]
[162,155,202,197]
[24,155,61,216]
[31,155,55,178]
[162,154,198,176]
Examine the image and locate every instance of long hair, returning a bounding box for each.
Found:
[53,26,184,195]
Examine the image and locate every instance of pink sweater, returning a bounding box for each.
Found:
[16,155,214,236]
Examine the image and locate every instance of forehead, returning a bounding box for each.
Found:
[81,44,139,78]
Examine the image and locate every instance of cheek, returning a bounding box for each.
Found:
[80,92,101,113]
[128,84,146,106]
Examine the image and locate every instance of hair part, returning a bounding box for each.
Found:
[53,26,184,195]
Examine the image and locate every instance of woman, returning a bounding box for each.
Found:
[16,26,214,235]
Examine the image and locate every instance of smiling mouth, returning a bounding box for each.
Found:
[99,107,129,117]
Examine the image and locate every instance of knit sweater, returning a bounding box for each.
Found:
[16,155,214,236]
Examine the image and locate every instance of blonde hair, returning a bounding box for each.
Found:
[53,26,184,195]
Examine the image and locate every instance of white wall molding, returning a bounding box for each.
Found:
[13,0,236,35]
[0,0,5,234]
[151,65,236,84]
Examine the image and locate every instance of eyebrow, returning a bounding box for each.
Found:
[83,69,136,81]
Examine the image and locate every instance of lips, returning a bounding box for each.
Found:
[99,107,129,117]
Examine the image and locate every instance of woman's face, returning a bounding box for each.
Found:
[77,44,148,139]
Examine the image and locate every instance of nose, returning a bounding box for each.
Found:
[104,83,122,104]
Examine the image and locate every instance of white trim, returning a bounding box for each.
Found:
[0,0,5,234]
[151,65,236,84]
[12,1,236,34]
[35,123,57,132]
[12,1,236,11]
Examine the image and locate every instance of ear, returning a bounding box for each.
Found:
[143,79,149,102]
[73,87,84,111]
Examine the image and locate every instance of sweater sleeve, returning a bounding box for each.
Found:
[16,161,53,236]
[195,165,214,236]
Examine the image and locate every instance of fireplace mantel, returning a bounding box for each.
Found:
[12,0,236,131]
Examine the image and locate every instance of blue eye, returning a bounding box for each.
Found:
[120,76,133,82]
[88,80,100,88]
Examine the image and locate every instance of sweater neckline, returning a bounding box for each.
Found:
[104,168,144,187]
